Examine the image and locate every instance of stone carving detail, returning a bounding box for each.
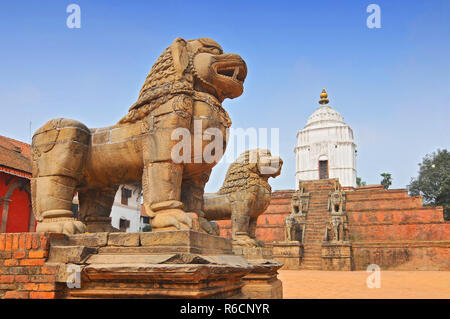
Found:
[284,186,309,243]
[325,186,349,242]
[31,37,247,234]
[291,187,309,216]
[284,214,303,242]
[203,149,283,247]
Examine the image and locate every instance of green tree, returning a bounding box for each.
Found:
[356,177,366,187]
[380,173,392,189]
[409,149,450,220]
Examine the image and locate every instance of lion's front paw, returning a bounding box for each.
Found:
[232,235,259,247]
[198,217,220,236]
[150,209,196,231]
[36,218,86,234]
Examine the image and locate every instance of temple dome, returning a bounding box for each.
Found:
[304,88,345,129]
[305,105,345,129]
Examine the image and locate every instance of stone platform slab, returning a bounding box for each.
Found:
[48,231,253,299]
[232,246,283,299]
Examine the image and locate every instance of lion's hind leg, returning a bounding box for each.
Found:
[78,186,118,233]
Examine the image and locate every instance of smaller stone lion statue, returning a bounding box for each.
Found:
[203,149,282,247]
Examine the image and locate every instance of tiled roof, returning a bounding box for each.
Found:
[0,135,31,176]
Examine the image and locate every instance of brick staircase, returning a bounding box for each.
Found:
[299,180,337,270]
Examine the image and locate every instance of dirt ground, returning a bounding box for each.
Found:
[278,270,450,299]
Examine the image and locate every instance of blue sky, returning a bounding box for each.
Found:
[0,0,449,192]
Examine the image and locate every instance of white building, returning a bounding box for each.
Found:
[295,89,357,189]
[109,185,142,232]
[72,184,143,232]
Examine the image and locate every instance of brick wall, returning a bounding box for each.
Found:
[346,188,450,242]
[346,187,450,270]
[216,181,450,270]
[0,233,60,299]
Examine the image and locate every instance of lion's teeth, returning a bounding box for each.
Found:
[232,67,239,80]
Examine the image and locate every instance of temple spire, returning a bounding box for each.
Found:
[318,88,329,105]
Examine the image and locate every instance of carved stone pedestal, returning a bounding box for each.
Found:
[232,247,283,299]
[272,241,303,270]
[321,242,353,271]
[49,231,253,298]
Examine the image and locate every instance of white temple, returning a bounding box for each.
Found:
[295,89,357,189]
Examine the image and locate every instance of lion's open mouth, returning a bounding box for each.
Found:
[216,65,246,82]
[259,156,283,176]
[214,57,247,84]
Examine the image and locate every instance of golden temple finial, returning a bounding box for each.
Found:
[318,88,329,105]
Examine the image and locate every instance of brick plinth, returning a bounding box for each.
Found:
[0,233,62,299]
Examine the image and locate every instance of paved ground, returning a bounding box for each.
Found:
[278,270,450,299]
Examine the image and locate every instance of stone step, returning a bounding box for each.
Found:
[48,246,98,263]
[307,211,329,214]
[306,222,326,224]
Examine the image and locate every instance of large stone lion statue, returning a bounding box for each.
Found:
[203,149,283,247]
[31,37,247,234]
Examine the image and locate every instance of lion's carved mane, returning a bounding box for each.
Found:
[118,46,194,125]
[217,151,272,195]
